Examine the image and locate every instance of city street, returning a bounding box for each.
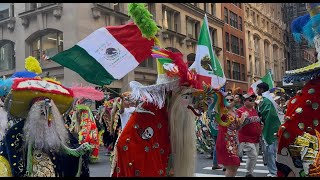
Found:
[89,147,269,177]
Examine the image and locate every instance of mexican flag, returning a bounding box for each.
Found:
[50,23,154,86]
[248,71,274,95]
[189,14,226,89]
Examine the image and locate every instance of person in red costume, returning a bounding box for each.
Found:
[110,48,203,177]
[277,3,320,177]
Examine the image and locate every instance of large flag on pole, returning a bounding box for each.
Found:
[189,14,226,89]
[248,71,274,95]
[50,23,154,86]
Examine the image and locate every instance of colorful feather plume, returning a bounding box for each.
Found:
[25,56,42,74]
[127,3,159,40]
[291,14,310,43]
[70,86,104,101]
[0,78,14,97]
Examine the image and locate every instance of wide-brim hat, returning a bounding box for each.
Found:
[5,78,74,118]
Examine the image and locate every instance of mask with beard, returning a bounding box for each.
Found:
[23,98,68,152]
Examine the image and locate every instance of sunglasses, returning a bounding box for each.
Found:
[245,98,255,102]
[226,99,234,102]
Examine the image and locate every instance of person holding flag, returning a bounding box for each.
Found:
[255,81,282,177]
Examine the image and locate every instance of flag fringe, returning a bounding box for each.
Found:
[129,77,179,109]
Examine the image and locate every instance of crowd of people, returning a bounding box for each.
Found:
[0,2,320,178]
[198,82,291,177]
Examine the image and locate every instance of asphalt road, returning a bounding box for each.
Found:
[89,147,269,177]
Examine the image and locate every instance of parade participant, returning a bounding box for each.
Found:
[277,3,320,177]
[237,93,262,177]
[69,96,103,163]
[256,82,283,177]
[98,99,116,156]
[216,95,247,177]
[0,77,93,177]
[118,92,136,131]
[195,112,214,156]
[110,44,201,177]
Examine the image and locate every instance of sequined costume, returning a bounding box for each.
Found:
[276,3,320,177]
[195,113,214,154]
[70,104,100,162]
[111,102,172,177]
[216,113,242,166]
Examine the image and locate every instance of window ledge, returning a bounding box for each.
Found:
[135,67,157,75]
[0,17,16,31]
[93,4,129,20]
[0,69,15,77]
[18,4,62,27]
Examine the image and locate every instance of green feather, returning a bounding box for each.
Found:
[127,3,159,40]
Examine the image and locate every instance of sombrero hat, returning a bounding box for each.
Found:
[5,78,74,118]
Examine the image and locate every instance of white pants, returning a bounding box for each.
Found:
[239,142,259,175]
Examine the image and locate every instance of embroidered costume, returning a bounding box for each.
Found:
[277,4,320,177]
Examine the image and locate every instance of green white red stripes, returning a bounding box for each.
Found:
[189,14,226,89]
[51,23,154,86]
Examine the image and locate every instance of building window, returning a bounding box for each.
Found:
[139,57,154,68]
[113,3,124,13]
[163,7,181,33]
[146,3,156,21]
[204,3,208,13]
[25,3,37,11]
[0,40,15,71]
[252,11,256,25]
[232,62,240,80]
[241,64,245,81]
[230,11,238,29]
[210,27,217,46]
[0,3,10,20]
[231,35,239,55]
[186,17,199,39]
[226,32,230,51]
[224,8,228,24]
[211,3,216,16]
[226,60,231,78]
[30,31,63,63]
[239,16,242,31]
[240,39,244,56]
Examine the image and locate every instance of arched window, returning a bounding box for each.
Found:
[28,30,63,63]
[0,40,15,71]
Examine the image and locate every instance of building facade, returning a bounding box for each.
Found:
[244,3,287,87]
[0,3,224,94]
[282,3,316,72]
[221,3,248,93]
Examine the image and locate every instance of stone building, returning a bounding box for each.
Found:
[0,3,224,94]
[221,3,248,93]
[244,3,287,87]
